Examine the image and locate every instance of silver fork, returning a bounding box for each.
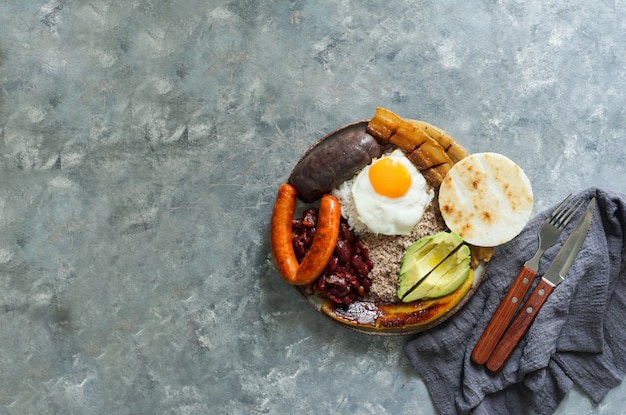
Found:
[523,195,584,271]
[471,194,583,365]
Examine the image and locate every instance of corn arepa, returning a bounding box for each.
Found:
[438,152,533,247]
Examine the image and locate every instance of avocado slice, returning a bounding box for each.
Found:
[401,234,435,265]
[401,244,470,302]
[425,260,471,299]
[397,232,463,300]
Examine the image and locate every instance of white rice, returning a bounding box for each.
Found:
[331,178,369,234]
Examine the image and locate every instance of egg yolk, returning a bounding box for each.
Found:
[368,157,412,198]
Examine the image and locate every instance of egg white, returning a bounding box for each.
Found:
[348,149,433,236]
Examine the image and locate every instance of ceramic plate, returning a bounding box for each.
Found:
[287,120,489,335]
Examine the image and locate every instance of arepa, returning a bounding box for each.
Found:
[438,152,533,247]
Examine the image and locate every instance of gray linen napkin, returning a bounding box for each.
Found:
[404,187,626,415]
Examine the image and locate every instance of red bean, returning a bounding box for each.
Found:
[351,255,369,276]
[325,256,339,273]
[293,209,372,305]
[353,241,369,259]
[302,208,317,227]
[335,240,352,264]
[293,237,306,258]
[360,277,372,291]
[340,222,355,244]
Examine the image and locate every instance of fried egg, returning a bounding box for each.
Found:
[349,149,433,236]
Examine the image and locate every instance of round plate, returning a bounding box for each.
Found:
[288,120,489,336]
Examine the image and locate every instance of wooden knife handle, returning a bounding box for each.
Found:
[485,278,555,372]
[471,265,537,364]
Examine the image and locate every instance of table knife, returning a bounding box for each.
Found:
[485,197,596,372]
[471,195,582,365]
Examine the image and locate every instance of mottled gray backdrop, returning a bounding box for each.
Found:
[0,1,625,414]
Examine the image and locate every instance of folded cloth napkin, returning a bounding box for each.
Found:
[404,187,626,415]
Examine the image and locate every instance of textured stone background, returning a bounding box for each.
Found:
[1,1,625,414]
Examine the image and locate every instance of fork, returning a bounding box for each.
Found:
[471,194,584,365]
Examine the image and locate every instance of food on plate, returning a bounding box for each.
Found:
[366,107,469,187]
[365,106,402,140]
[408,120,469,163]
[398,232,471,303]
[269,107,528,333]
[288,122,384,203]
[364,107,495,266]
[322,267,475,330]
[339,149,434,236]
[293,209,373,305]
[270,183,341,285]
[397,232,462,299]
[351,200,448,303]
[468,245,495,269]
[439,152,534,247]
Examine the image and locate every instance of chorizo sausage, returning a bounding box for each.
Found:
[270,183,300,279]
[270,183,341,285]
[288,121,384,203]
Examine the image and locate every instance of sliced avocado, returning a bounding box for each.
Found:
[425,260,471,299]
[401,244,470,302]
[398,232,448,298]
[397,232,463,300]
[398,234,435,287]
[398,234,434,277]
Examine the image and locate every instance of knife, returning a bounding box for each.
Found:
[485,197,596,372]
[470,195,583,365]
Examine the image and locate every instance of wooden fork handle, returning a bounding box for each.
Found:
[485,278,555,372]
[471,265,537,365]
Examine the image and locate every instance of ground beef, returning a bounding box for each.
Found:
[361,200,448,303]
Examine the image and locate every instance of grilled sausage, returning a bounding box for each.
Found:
[288,121,383,203]
[270,183,341,285]
[270,183,300,280]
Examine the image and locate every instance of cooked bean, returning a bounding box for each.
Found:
[340,222,355,244]
[325,256,339,273]
[351,255,370,277]
[293,208,373,305]
[302,208,317,227]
